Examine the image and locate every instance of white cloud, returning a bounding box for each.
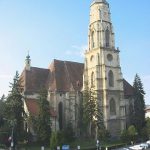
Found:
[65,44,88,57]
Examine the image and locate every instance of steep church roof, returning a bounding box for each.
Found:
[21,59,134,97]
[123,79,134,97]
[48,59,84,92]
[21,59,84,93]
[22,67,50,94]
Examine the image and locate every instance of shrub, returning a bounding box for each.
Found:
[120,129,129,143]
[98,128,110,142]
[50,132,58,150]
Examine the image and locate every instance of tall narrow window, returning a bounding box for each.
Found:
[110,98,116,116]
[97,53,100,65]
[105,28,110,47]
[91,31,95,48]
[108,70,114,87]
[58,102,63,130]
[91,72,95,87]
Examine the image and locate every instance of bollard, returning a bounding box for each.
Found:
[41,146,44,150]
[106,147,108,150]
[77,145,80,150]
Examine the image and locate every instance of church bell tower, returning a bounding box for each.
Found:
[84,0,126,136]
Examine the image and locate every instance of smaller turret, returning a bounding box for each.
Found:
[25,52,31,71]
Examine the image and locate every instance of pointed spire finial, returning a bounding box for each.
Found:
[26,50,30,59]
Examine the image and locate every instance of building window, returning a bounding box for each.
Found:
[105,28,110,47]
[58,102,63,130]
[91,72,95,87]
[90,55,94,62]
[91,31,95,48]
[108,70,114,87]
[110,98,116,116]
[97,53,100,65]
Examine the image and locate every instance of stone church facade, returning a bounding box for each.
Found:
[21,0,134,137]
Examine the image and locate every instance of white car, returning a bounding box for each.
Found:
[140,143,149,149]
[129,144,144,150]
[146,140,150,146]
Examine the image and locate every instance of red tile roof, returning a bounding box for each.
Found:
[25,99,39,116]
[25,99,57,117]
[21,59,134,96]
[123,79,134,97]
[23,67,50,94]
[49,59,84,92]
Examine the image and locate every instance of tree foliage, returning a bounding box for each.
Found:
[0,95,6,127]
[32,88,51,144]
[146,118,150,139]
[82,84,104,138]
[50,132,58,150]
[127,125,137,142]
[121,129,130,143]
[132,74,145,133]
[4,71,24,142]
[121,125,137,144]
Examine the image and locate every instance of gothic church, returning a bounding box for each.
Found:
[21,0,134,137]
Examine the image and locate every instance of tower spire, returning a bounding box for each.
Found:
[25,51,31,71]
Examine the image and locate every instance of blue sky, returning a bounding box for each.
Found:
[0,0,150,104]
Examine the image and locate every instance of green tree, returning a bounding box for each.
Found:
[141,127,148,141]
[4,71,24,143]
[50,132,58,150]
[98,128,110,142]
[146,118,150,139]
[0,95,6,127]
[82,84,104,138]
[133,74,145,133]
[128,125,137,143]
[33,88,51,144]
[121,129,130,143]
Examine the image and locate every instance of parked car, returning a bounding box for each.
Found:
[129,144,144,150]
[146,140,150,147]
[140,143,149,149]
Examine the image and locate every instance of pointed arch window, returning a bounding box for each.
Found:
[90,55,94,62]
[91,31,95,48]
[108,70,114,87]
[105,28,110,47]
[91,72,95,87]
[110,98,116,116]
